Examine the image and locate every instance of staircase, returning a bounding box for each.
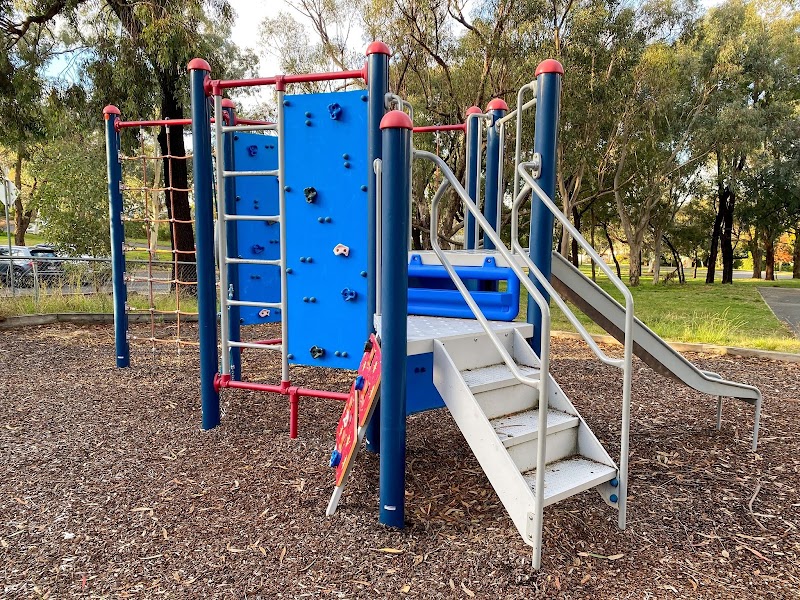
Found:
[432,326,619,565]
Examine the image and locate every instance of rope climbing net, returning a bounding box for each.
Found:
[118,124,202,354]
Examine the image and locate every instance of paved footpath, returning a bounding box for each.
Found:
[759,287,800,338]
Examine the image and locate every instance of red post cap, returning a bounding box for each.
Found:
[380,110,413,130]
[486,98,509,112]
[221,99,235,109]
[535,59,564,77]
[187,58,211,72]
[465,106,482,116]
[366,41,391,56]
[103,105,120,116]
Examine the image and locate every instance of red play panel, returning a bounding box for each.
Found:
[332,334,381,486]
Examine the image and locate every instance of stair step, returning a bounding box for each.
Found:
[523,457,617,507]
[461,363,539,394]
[491,409,578,449]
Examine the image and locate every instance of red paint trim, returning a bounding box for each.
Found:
[366,41,391,56]
[380,110,413,130]
[535,59,564,77]
[103,105,120,116]
[187,58,211,72]
[486,98,509,112]
[465,105,482,117]
[221,98,235,109]
[413,124,466,133]
[117,118,193,129]
[209,68,366,92]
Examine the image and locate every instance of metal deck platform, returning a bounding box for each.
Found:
[374,314,533,356]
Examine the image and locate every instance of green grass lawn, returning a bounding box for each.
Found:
[519,271,800,353]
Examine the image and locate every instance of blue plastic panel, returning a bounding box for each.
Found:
[407,255,520,321]
[232,132,282,325]
[283,90,369,369]
[406,352,445,414]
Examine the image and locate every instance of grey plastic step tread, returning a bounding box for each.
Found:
[461,363,539,393]
[523,457,617,507]
[491,409,578,448]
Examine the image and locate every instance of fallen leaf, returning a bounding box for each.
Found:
[226,543,244,553]
[400,584,410,593]
[721,549,730,559]
[449,579,455,590]
[374,547,403,554]
[461,581,475,597]
[581,574,591,584]
[279,547,286,563]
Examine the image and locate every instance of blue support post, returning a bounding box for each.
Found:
[464,106,481,250]
[364,41,390,454]
[188,58,221,430]
[378,110,413,528]
[527,60,563,356]
[221,99,242,381]
[103,105,130,368]
[482,99,508,250]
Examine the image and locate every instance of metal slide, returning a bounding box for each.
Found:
[550,251,762,449]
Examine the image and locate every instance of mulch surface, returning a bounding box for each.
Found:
[1,323,799,598]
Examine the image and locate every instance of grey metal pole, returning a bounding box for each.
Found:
[3,175,15,296]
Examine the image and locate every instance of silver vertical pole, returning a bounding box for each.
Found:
[3,175,15,296]
[213,95,232,376]
[276,89,289,383]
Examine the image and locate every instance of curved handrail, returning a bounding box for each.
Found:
[416,149,554,542]
[515,162,634,529]
[510,187,623,369]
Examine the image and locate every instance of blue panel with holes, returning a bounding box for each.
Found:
[283,90,369,369]
[232,132,282,324]
[406,352,445,414]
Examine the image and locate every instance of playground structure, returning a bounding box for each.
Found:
[104,42,763,569]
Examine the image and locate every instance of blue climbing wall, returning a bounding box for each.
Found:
[232,132,282,324]
[283,90,369,369]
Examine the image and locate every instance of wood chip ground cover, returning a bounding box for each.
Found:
[1,323,798,598]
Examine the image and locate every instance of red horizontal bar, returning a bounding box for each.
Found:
[117,118,193,129]
[413,124,467,133]
[210,66,366,93]
[217,377,348,401]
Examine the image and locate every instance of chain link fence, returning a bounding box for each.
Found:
[0,254,197,315]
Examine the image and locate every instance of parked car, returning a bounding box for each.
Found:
[0,246,34,287]
[0,245,65,287]
[28,244,64,283]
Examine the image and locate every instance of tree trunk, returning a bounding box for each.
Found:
[720,188,735,284]
[602,221,621,279]
[570,205,581,266]
[706,199,723,283]
[590,207,596,282]
[764,235,775,281]
[12,149,32,246]
[629,242,642,286]
[750,229,762,279]
[663,234,685,284]
[156,70,196,293]
[793,224,800,279]
[652,226,663,284]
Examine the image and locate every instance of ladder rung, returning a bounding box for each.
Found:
[228,341,282,351]
[222,214,280,222]
[225,257,281,266]
[221,124,277,133]
[226,300,281,309]
[223,169,278,178]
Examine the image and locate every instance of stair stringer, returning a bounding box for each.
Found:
[511,330,620,508]
[432,339,538,547]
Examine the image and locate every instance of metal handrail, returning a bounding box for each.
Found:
[415,149,552,558]
[515,163,633,530]
[509,191,624,369]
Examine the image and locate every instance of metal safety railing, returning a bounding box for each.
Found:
[415,148,553,566]
[514,163,634,530]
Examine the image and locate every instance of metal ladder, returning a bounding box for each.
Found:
[212,95,290,382]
